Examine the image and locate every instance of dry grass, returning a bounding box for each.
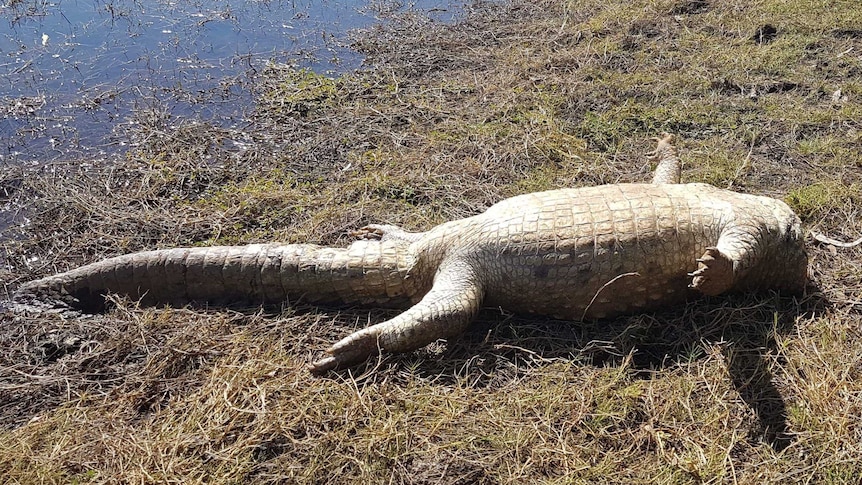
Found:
[1,0,861,483]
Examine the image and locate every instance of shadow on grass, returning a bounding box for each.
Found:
[339,287,829,453]
[1,285,825,454]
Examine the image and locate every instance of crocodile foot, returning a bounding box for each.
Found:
[308,328,380,374]
[689,247,734,296]
[646,132,675,161]
[350,224,392,240]
[350,224,422,243]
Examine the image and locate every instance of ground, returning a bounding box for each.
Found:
[1,0,861,483]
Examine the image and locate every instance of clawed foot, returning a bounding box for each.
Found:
[689,247,734,296]
[646,132,676,161]
[308,328,381,374]
[350,224,420,243]
[351,224,389,240]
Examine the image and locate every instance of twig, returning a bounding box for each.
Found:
[581,272,641,321]
[811,231,862,248]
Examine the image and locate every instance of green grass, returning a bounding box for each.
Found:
[785,181,861,221]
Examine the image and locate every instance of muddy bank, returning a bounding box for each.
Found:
[0,0,464,164]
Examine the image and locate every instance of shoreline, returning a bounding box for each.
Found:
[1,1,861,482]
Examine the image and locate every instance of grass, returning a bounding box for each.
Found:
[1,0,861,483]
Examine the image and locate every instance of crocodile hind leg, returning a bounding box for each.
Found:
[351,224,426,243]
[309,258,484,373]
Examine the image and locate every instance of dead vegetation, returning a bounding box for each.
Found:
[1,0,861,483]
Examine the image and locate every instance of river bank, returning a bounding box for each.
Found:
[1,0,861,482]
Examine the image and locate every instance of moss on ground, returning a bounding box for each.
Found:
[786,181,861,221]
[1,0,861,483]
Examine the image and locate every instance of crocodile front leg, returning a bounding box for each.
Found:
[649,132,682,185]
[690,247,734,295]
[309,257,484,373]
[689,219,769,295]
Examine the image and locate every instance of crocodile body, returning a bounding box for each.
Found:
[12,135,808,372]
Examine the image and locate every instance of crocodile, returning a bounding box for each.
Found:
[11,134,808,373]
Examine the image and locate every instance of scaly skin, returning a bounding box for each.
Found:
[11,135,808,373]
[649,132,682,184]
[13,243,423,311]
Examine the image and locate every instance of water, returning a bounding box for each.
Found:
[0,0,463,165]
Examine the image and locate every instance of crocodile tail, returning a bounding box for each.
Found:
[13,241,417,312]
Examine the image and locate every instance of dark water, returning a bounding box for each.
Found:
[0,0,462,165]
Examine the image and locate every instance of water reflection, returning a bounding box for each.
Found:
[0,0,461,164]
